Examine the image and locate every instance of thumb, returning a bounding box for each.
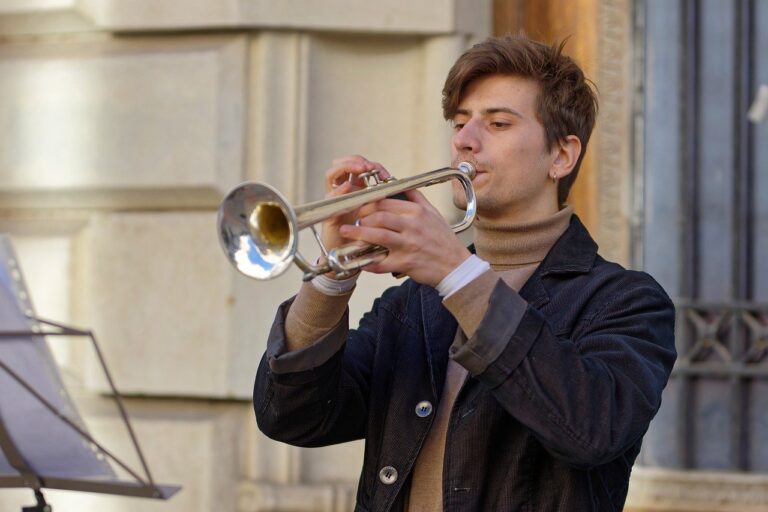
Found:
[404,188,429,206]
[404,189,439,214]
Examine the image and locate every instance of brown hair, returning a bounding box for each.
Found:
[442,35,598,205]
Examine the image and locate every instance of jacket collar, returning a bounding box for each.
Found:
[518,215,597,308]
[536,214,598,276]
[468,214,598,308]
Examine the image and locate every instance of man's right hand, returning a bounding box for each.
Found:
[321,155,391,253]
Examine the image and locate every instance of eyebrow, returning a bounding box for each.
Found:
[454,107,525,119]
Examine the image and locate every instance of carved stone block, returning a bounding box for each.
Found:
[79,211,299,398]
[0,36,245,209]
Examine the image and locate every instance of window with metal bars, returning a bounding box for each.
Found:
[638,0,768,472]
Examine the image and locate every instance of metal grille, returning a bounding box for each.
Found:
[674,302,768,470]
[680,0,755,302]
[639,0,768,471]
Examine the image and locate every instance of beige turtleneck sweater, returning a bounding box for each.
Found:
[281,206,574,511]
[406,206,572,511]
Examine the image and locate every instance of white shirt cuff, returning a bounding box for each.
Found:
[435,254,491,298]
[311,272,359,296]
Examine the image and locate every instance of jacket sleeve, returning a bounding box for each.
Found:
[253,290,388,448]
[450,272,677,468]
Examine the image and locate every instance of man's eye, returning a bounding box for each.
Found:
[452,122,465,130]
[490,121,510,128]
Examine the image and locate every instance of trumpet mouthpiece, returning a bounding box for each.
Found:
[457,161,476,179]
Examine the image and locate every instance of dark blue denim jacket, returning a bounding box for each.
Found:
[254,216,677,511]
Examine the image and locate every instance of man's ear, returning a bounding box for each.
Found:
[551,135,582,179]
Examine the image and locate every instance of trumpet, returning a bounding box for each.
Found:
[217,162,476,281]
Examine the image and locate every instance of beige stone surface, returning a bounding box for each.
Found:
[593,0,634,267]
[299,33,426,202]
[0,397,247,512]
[247,32,309,200]
[243,411,365,488]
[626,467,768,512]
[79,0,489,36]
[300,441,365,484]
[238,482,357,512]
[0,0,93,34]
[244,423,302,485]
[0,35,245,209]
[0,0,491,37]
[78,211,297,398]
[228,261,309,396]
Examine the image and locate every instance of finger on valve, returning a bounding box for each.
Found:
[319,156,393,259]
[325,156,390,193]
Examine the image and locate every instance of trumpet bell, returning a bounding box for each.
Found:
[217,183,298,279]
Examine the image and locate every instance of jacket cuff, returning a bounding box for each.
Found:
[267,298,349,375]
[449,278,529,376]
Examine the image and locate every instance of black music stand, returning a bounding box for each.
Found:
[0,235,180,511]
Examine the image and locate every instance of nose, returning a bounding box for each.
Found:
[452,119,481,155]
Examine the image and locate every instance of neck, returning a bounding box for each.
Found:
[473,205,573,270]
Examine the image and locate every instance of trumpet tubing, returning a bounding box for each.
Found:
[217,162,476,281]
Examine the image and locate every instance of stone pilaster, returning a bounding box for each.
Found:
[594,0,634,267]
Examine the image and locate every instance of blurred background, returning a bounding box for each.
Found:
[0,0,766,510]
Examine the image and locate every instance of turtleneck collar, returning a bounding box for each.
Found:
[473,205,574,270]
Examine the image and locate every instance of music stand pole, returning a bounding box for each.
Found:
[21,489,52,512]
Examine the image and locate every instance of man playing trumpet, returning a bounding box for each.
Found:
[254,35,676,511]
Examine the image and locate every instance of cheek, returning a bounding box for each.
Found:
[533,146,555,174]
[510,146,550,180]
[507,138,538,162]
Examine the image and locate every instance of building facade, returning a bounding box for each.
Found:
[0,0,766,510]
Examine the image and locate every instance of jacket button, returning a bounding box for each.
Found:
[415,400,433,418]
[378,466,398,485]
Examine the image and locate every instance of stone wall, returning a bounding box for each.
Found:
[0,1,490,510]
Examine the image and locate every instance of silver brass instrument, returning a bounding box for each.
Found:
[217,162,476,281]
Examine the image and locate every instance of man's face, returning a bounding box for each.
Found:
[450,74,558,222]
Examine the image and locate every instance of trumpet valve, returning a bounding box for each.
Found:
[359,169,383,187]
